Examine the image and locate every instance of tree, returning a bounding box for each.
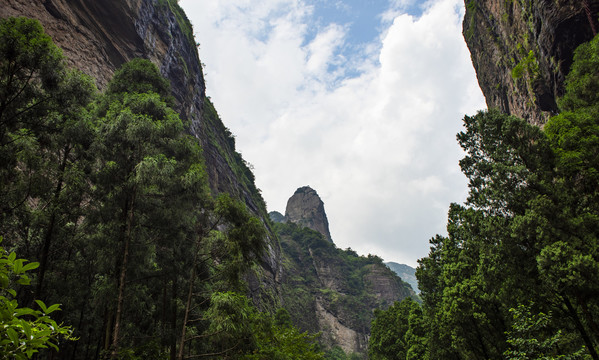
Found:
[0,17,97,310]
[177,193,267,360]
[0,17,280,360]
[368,298,426,360]
[88,59,210,359]
[415,108,595,359]
[0,17,94,221]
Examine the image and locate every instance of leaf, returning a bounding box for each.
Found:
[7,327,19,344]
[21,262,39,272]
[0,273,8,289]
[22,321,32,340]
[14,307,35,317]
[8,252,16,263]
[13,259,24,274]
[35,300,48,314]
[45,303,61,314]
[16,275,31,286]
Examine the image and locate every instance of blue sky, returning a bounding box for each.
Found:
[306,0,424,44]
[179,0,486,267]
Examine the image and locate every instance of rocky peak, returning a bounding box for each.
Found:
[463,0,599,125]
[285,186,333,243]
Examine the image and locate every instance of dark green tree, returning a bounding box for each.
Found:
[177,193,267,360]
[416,109,588,359]
[368,298,426,360]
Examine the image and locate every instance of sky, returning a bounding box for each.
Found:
[179,0,486,267]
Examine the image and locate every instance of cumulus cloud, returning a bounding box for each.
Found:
[180,0,486,266]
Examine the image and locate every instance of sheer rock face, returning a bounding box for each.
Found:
[0,0,203,113]
[285,186,333,243]
[463,0,599,126]
[0,0,280,307]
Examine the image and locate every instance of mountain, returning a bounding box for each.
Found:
[463,0,599,125]
[0,0,281,306]
[386,262,419,293]
[285,186,333,242]
[271,187,415,355]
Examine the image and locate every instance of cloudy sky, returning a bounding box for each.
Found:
[179,0,486,267]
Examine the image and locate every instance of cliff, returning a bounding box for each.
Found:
[285,186,333,243]
[463,0,599,125]
[0,0,280,305]
[272,188,415,355]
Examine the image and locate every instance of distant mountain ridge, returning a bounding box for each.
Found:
[386,262,419,293]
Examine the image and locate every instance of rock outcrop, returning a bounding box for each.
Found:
[285,186,333,242]
[463,0,599,125]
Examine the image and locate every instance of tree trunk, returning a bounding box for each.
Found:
[170,276,178,360]
[583,0,597,36]
[564,295,599,360]
[577,296,599,345]
[177,258,197,360]
[35,145,70,300]
[111,191,136,358]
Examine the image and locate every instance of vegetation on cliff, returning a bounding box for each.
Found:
[274,220,414,358]
[369,32,599,360]
[0,17,321,360]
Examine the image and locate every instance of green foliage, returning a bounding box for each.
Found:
[0,17,64,126]
[504,304,591,360]
[415,107,599,359]
[198,292,324,360]
[243,308,324,360]
[106,58,171,100]
[323,346,363,360]
[0,239,75,358]
[557,34,599,112]
[413,33,599,359]
[0,17,96,229]
[368,298,427,360]
[512,48,539,81]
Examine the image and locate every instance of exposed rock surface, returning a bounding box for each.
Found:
[315,298,365,354]
[285,186,333,242]
[276,188,415,355]
[364,263,412,304]
[464,0,599,125]
[0,0,280,306]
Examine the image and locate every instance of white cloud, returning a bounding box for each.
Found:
[180,0,486,267]
[306,23,347,78]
